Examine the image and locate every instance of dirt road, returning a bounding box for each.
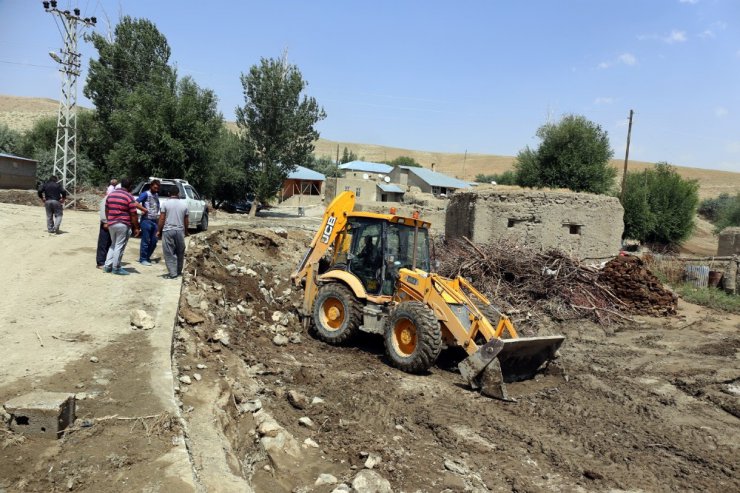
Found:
[0,203,193,492]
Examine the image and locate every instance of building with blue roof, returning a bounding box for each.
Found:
[390,165,471,196]
[281,165,325,202]
[339,160,393,175]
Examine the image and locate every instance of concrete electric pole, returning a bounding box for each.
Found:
[620,109,634,204]
[43,1,96,209]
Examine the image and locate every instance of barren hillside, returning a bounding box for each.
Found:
[3,94,739,199]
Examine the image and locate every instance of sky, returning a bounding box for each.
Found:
[1,0,739,172]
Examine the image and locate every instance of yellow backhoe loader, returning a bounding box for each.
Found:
[291,191,565,400]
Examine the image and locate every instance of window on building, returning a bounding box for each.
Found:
[356,187,361,197]
[507,219,516,228]
[566,224,582,235]
[432,186,441,195]
[344,186,351,191]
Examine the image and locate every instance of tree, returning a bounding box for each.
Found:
[0,123,21,154]
[514,114,616,194]
[388,156,421,168]
[235,56,326,215]
[713,193,740,233]
[207,129,250,208]
[305,154,341,177]
[622,162,699,247]
[474,170,517,185]
[340,147,358,164]
[698,193,735,223]
[84,16,174,177]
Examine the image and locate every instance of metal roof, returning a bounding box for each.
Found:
[287,165,325,181]
[377,183,404,193]
[339,160,393,174]
[400,166,471,189]
[0,152,37,163]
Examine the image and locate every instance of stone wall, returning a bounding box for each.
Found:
[446,188,624,259]
[717,227,740,256]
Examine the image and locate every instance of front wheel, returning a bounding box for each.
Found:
[384,301,442,373]
[197,210,209,232]
[311,284,361,344]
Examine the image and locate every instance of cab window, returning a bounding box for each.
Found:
[183,185,195,199]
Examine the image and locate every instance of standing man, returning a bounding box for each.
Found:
[96,194,112,269]
[106,179,118,195]
[38,175,67,234]
[104,178,140,275]
[157,187,189,279]
[137,179,161,266]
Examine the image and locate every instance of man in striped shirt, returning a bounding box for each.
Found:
[103,177,141,275]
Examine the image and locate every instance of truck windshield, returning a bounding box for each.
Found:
[387,223,430,272]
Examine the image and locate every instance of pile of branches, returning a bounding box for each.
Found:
[436,238,649,327]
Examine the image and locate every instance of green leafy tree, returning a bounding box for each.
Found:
[305,154,341,177]
[713,193,740,233]
[340,147,358,164]
[474,170,517,185]
[208,129,250,208]
[84,16,174,177]
[0,123,21,154]
[235,56,326,215]
[698,193,735,223]
[389,156,421,168]
[622,162,699,247]
[514,114,616,194]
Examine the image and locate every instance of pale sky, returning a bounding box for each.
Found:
[1,0,739,171]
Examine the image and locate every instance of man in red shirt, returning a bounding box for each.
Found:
[103,178,141,275]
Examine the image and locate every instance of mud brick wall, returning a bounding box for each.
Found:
[717,227,740,256]
[446,188,624,259]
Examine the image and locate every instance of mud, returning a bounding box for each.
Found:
[174,227,740,492]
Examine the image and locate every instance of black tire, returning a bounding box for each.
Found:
[311,283,362,345]
[384,301,442,373]
[197,211,209,232]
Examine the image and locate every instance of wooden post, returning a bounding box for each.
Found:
[620,109,634,203]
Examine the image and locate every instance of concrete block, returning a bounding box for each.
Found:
[4,391,75,438]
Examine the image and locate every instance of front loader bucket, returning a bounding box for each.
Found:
[459,335,566,401]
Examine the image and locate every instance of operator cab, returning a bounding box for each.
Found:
[329,215,431,296]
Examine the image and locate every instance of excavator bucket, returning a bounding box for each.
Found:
[459,335,566,401]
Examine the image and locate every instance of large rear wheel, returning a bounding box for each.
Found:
[312,284,361,344]
[384,301,442,373]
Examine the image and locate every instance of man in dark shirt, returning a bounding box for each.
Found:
[37,176,68,234]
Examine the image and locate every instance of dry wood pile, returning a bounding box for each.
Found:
[437,238,675,328]
[599,256,677,316]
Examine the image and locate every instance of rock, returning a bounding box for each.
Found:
[226,263,237,272]
[245,268,258,277]
[89,356,99,363]
[238,399,262,413]
[253,410,302,471]
[331,485,351,493]
[130,309,155,329]
[311,397,325,406]
[282,288,291,297]
[352,470,392,493]
[196,363,207,370]
[271,311,283,322]
[442,472,467,491]
[181,307,205,325]
[287,390,310,410]
[185,293,201,308]
[273,227,288,238]
[443,459,468,475]
[211,328,231,346]
[298,416,315,428]
[315,474,338,486]
[289,334,302,344]
[179,375,192,385]
[0,407,12,425]
[183,365,192,371]
[193,373,202,381]
[364,453,382,469]
[199,300,208,312]
[273,334,289,346]
[303,438,319,448]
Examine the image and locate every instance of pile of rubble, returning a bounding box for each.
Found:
[599,256,677,316]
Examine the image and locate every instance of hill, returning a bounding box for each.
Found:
[3,94,739,199]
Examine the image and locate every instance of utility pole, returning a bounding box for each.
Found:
[620,109,634,203]
[43,1,96,209]
[461,149,468,179]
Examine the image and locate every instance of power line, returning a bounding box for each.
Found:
[43,0,97,210]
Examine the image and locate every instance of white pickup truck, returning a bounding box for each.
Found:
[132,178,209,231]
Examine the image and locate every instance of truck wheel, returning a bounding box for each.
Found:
[312,284,361,345]
[197,211,209,232]
[384,301,442,373]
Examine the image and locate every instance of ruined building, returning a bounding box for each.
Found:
[446,188,624,259]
